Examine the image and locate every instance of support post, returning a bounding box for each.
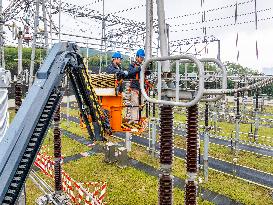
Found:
[217,40,221,61]
[125,132,132,152]
[54,105,62,193]
[66,76,70,127]
[203,102,209,182]
[233,83,240,176]
[29,0,40,87]
[156,0,170,72]
[42,0,49,52]
[15,32,25,203]
[99,0,105,73]
[58,0,61,42]
[254,90,259,142]
[145,0,153,60]
[0,0,4,69]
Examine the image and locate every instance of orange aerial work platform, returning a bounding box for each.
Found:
[80,73,147,134]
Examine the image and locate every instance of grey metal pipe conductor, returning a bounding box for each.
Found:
[42,0,49,52]
[140,55,205,107]
[0,68,10,141]
[175,60,180,101]
[0,0,3,68]
[204,76,273,95]
[145,0,153,60]
[156,0,170,72]
[176,58,227,102]
[203,103,209,182]
[18,30,23,75]
[58,0,61,42]
[29,0,40,87]
[0,43,107,203]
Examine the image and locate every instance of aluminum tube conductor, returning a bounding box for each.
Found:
[145,0,153,60]
[156,0,171,72]
[204,76,273,95]
[176,58,227,102]
[140,55,205,107]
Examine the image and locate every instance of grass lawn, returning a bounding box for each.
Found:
[8,105,273,205]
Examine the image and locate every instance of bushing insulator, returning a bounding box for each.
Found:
[160,105,174,165]
[159,173,173,205]
[186,105,198,173]
[185,180,197,205]
[15,82,22,113]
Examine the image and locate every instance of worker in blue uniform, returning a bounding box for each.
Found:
[106,51,128,80]
[128,49,146,123]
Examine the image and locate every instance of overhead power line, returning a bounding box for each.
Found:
[84,0,104,7]
[170,16,273,33]
[166,0,254,21]
[169,8,272,28]
[108,4,145,15]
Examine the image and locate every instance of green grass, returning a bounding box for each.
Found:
[215,122,273,146]
[61,107,80,117]
[174,136,273,174]
[11,106,272,205]
[130,145,273,205]
[60,120,90,139]
[63,154,212,205]
[8,108,15,124]
[25,179,44,205]
[264,106,273,113]
[42,130,90,157]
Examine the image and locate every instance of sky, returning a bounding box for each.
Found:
[3,0,273,71]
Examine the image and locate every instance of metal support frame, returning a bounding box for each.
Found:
[29,0,40,87]
[0,68,11,141]
[145,0,153,60]
[42,0,49,52]
[148,117,157,157]
[125,132,132,152]
[156,0,170,72]
[0,43,107,203]
[53,105,62,193]
[0,0,5,69]
[99,0,106,73]
[15,31,25,204]
[203,102,209,182]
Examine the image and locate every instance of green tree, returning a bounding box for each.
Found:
[4,46,46,76]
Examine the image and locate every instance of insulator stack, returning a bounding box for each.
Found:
[159,105,173,205]
[159,173,173,204]
[15,82,22,113]
[54,105,62,192]
[186,105,198,173]
[185,104,198,205]
[185,181,197,204]
[204,103,209,128]
[54,161,62,192]
[159,105,173,165]
[54,106,61,122]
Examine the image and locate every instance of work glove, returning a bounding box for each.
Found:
[116,71,125,80]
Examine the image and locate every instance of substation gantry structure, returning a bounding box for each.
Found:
[142,0,273,204]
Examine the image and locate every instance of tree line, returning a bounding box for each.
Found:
[4,46,272,96]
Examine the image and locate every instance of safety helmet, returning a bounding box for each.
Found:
[112,51,123,59]
[136,49,145,58]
